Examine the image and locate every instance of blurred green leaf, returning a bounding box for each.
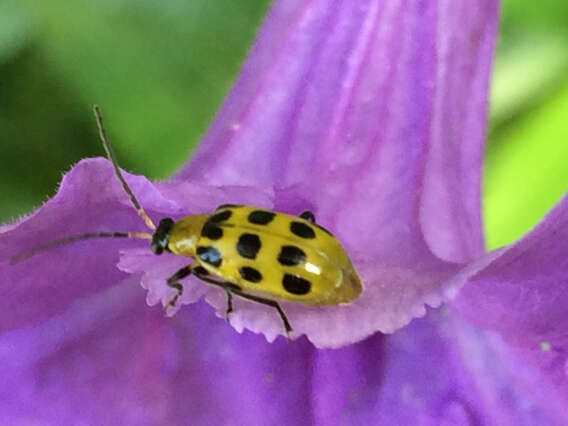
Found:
[0,3,30,63]
[26,0,270,177]
[490,37,568,127]
[484,78,568,249]
[0,0,270,222]
[501,0,568,34]
[0,47,99,221]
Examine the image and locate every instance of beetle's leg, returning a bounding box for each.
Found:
[191,268,293,338]
[299,210,316,223]
[224,288,234,318]
[190,267,235,320]
[165,265,191,309]
[229,289,293,338]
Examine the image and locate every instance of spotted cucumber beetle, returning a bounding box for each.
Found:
[11,106,363,337]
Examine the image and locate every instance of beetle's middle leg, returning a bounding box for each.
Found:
[165,264,235,319]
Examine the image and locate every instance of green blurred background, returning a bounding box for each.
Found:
[0,0,566,250]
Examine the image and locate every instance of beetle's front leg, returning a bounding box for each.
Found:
[165,265,192,309]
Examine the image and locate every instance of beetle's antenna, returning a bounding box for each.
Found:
[10,107,158,264]
[10,231,153,264]
[93,105,156,231]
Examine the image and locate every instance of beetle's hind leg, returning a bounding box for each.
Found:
[191,268,293,338]
[228,289,293,338]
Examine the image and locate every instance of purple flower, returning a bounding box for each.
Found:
[1,0,567,424]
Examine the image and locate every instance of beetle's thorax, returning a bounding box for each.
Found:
[165,214,210,257]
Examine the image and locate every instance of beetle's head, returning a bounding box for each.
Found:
[151,218,174,255]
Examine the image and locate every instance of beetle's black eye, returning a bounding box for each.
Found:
[151,242,165,255]
[151,218,174,255]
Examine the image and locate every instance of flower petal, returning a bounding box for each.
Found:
[116,181,474,347]
[452,194,568,405]
[2,296,563,424]
[2,0,500,348]
[311,311,567,425]
[419,0,497,262]
[0,158,179,333]
[0,279,171,424]
[178,0,497,263]
[0,283,314,424]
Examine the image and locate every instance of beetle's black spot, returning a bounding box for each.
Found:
[248,210,276,225]
[216,204,241,211]
[209,210,232,223]
[290,221,316,239]
[196,246,222,267]
[282,274,311,295]
[239,266,263,283]
[201,223,223,240]
[236,233,261,259]
[277,245,306,266]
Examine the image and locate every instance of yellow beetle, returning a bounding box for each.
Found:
[11,107,363,336]
[154,204,362,334]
